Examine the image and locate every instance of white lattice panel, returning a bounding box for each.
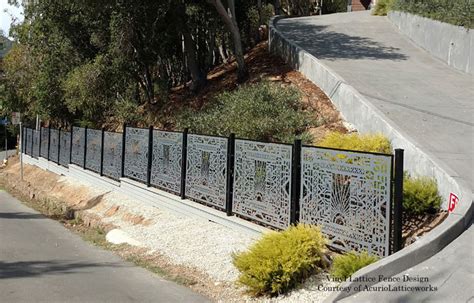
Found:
[185,134,228,209]
[151,130,183,194]
[300,147,392,257]
[232,140,292,229]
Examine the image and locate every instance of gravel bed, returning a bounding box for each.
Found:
[64,175,338,302]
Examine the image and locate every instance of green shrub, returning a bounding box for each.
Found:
[330,251,379,280]
[232,224,327,296]
[318,132,392,154]
[176,81,317,143]
[403,173,442,215]
[373,0,395,15]
[322,0,348,14]
[393,0,473,28]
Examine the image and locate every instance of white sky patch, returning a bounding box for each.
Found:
[0,0,24,38]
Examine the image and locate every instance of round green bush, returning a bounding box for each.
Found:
[330,251,379,280]
[403,173,442,215]
[232,224,327,296]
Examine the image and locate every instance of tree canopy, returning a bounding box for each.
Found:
[0,0,343,127]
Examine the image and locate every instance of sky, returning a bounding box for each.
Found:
[0,0,24,38]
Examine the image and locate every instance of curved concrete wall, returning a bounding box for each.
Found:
[388,11,473,75]
[269,15,473,301]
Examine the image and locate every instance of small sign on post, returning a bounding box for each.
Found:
[11,112,21,125]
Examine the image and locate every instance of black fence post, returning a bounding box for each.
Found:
[47,125,51,161]
[57,128,61,165]
[100,128,105,176]
[39,126,42,157]
[290,139,302,225]
[225,133,236,216]
[393,149,404,253]
[69,127,73,164]
[180,128,188,200]
[146,126,153,187]
[83,126,88,169]
[121,123,126,178]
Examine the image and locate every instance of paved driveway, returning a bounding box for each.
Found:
[276,11,474,190]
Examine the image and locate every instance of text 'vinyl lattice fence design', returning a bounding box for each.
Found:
[71,127,85,166]
[151,130,183,194]
[124,127,149,183]
[185,134,228,209]
[103,131,122,180]
[233,140,292,229]
[300,147,392,257]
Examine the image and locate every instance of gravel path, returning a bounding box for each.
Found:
[63,175,338,302]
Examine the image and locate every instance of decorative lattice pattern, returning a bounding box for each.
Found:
[232,140,292,229]
[49,129,59,162]
[59,131,71,167]
[85,129,102,173]
[71,127,85,166]
[25,128,33,156]
[40,127,49,158]
[300,147,392,257]
[124,127,149,183]
[33,130,40,158]
[103,131,123,180]
[185,134,228,209]
[150,130,183,194]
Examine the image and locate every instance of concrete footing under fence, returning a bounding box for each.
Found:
[22,154,268,237]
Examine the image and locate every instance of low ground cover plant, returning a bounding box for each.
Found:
[318,132,392,154]
[232,224,327,296]
[403,173,442,215]
[393,0,473,28]
[330,251,379,280]
[177,81,317,143]
[373,0,395,15]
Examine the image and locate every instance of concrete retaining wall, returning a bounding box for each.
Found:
[21,154,266,237]
[269,16,473,301]
[388,11,473,75]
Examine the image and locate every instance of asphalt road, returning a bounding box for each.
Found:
[0,190,209,303]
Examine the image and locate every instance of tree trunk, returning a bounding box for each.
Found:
[183,31,207,92]
[207,0,248,82]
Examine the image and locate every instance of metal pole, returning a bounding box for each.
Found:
[100,128,105,176]
[225,133,235,216]
[4,123,7,161]
[180,128,188,199]
[57,128,61,165]
[47,125,51,161]
[83,126,88,169]
[69,127,73,164]
[121,123,126,178]
[146,126,153,187]
[393,149,404,253]
[20,122,23,180]
[290,139,302,225]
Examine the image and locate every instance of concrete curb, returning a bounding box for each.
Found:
[21,154,268,238]
[269,15,473,302]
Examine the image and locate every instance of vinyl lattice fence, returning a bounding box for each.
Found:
[21,125,403,257]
